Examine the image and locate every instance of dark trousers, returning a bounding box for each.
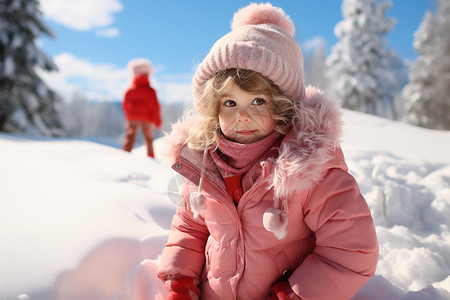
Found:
[121,120,154,158]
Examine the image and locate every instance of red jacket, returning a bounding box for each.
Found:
[122,74,161,127]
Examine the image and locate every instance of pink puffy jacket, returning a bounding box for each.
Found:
[158,87,379,300]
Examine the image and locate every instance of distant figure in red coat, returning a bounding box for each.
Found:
[121,58,161,158]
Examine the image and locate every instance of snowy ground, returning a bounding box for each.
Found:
[1,109,450,300]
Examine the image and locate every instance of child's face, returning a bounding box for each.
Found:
[218,83,275,144]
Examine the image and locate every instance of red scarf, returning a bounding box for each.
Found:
[210,132,282,204]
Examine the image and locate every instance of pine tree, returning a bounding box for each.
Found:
[61,92,125,139]
[326,0,404,118]
[401,12,438,128]
[0,0,63,136]
[435,0,450,130]
[61,92,91,137]
[402,0,450,130]
[90,100,124,138]
[305,40,328,91]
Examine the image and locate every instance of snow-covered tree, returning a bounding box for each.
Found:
[402,0,450,130]
[304,40,328,91]
[90,100,124,138]
[0,0,62,136]
[380,49,408,120]
[60,89,186,142]
[61,92,125,138]
[61,92,91,137]
[326,0,405,118]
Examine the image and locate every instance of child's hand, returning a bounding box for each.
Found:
[269,270,301,300]
[165,276,200,300]
[269,281,302,300]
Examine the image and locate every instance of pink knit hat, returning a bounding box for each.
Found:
[127,58,152,76]
[192,3,305,102]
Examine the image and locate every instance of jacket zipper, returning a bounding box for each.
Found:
[175,158,271,298]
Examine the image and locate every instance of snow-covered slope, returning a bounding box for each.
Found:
[1,110,450,300]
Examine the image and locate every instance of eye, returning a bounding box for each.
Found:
[252,98,266,105]
[223,100,236,107]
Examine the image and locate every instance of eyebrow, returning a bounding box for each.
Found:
[220,91,268,99]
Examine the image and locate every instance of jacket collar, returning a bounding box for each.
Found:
[131,74,150,87]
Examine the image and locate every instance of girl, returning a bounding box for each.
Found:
[121,58,161,158]
[158,3,378,300]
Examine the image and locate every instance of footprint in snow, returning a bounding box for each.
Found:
[117,173,150,183]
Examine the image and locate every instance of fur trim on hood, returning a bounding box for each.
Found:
[160,86,343,202]
[269,86,344,199]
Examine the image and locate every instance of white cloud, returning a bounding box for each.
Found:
[302,36,327,52]
[39,53,130,101]
[154,82,193,104]
[96,27,120,37]
[40,0,123,31]
[39,53,193,104]
[152,69,194,104]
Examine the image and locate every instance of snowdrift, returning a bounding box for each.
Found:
[1,110,450,300]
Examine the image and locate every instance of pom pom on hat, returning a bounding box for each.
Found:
[127,58,152,75]
[231,3,295,37]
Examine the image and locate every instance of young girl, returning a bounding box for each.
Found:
[121,58,161,158]
[158,3,378,300]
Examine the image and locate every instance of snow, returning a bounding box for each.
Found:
[1,109,450,300]
[3,55,15,76]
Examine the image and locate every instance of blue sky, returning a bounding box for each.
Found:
[38,0,434,103]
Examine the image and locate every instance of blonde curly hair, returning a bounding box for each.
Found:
[186,69,295,150]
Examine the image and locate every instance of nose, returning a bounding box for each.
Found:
[237,109,250,122]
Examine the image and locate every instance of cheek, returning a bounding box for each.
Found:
[261,116,276,134]
[218,113,236,135]
[252,108,275,132]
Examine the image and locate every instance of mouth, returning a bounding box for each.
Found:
[235,130,257,135]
